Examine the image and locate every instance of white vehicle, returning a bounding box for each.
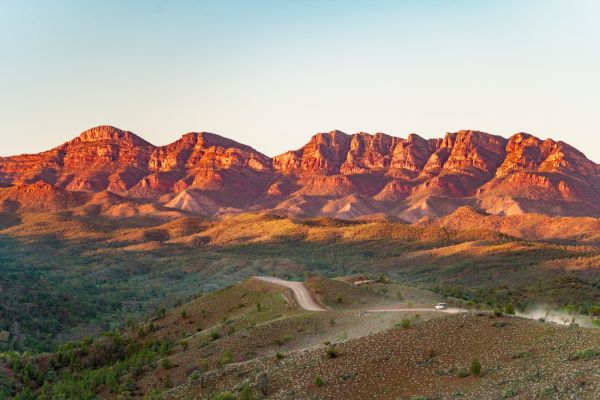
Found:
[435,303,448,310]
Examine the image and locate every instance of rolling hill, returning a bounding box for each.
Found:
[5,276,600,399]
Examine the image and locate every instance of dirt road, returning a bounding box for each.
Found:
[255,276,465,314]
[254,276,327,312]
[365,307,464,314]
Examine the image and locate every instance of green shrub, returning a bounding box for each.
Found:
[188,371,200,381]
[569,349,599,360]
[275,335,292,346]
[397,318,411,329]
[564,304,577,315]
[160,358,173,370]
[469,358,481,376]
[144,389,164,400]
[588,306,600,316]
[456,369,469,378]
[325,347,338,358]
[210,330,221,340]
[218,349,234,366]
[198,359,209,371]
[314,375,324,386]
[504,303,515,315]
[238,384,254,400]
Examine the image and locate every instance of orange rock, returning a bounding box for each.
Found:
[0,126,598,217]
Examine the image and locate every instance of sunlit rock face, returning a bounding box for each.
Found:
[0,126,598,218]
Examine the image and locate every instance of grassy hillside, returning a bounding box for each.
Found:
[0,277,443,399]
[0,211,599,353]
[5,276,600,399]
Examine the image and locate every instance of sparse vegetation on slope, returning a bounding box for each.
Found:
[1,211,599,353]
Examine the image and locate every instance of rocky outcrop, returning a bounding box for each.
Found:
[0,126,598,218]
[273,130,351,174]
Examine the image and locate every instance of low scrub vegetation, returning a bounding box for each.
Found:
[569,349,599,360]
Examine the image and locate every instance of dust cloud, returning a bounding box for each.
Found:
[516,306,595,328]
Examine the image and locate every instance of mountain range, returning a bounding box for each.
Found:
[1,125,599,221]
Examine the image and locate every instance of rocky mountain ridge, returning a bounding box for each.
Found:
[1,125,598,220]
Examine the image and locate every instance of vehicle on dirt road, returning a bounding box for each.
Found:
[435,303,448,310]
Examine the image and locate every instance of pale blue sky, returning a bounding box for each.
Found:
[1,0,599,162]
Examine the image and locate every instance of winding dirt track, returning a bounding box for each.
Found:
[255,276,466,314]
[365,307,464,314]
[254,276,327,311]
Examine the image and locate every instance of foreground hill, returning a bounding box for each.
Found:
[1,211,599,354]
[5,277,600,399]
[1,126,599,219]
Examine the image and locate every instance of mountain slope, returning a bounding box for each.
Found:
[1,126,598,218]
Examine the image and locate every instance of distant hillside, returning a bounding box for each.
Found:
[1,126,599,219]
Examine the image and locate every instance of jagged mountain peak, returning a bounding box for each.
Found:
[72,125,154,147]
[175,131,259,152]
[0,126,598,218]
